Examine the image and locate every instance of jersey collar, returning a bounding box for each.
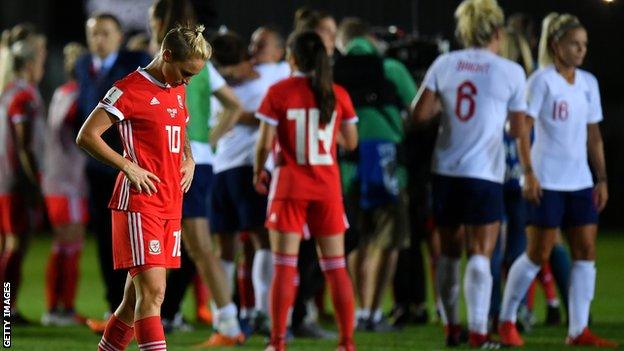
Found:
[137,67,171,88]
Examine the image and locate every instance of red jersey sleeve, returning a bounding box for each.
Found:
[335,85,358,124]
[98,83,134,121]
[256,85,280,126]
[7,90,36,124]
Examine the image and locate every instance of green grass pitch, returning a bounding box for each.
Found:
[9,232,624,350]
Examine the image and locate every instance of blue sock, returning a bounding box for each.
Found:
[549,244,571,311]
[489,234,504,319]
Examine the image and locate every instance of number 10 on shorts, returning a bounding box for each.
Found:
[172,230,181,257]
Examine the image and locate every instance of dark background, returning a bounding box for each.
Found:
[2,0,623,227]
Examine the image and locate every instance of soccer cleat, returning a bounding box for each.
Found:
[194,332,245,348]
[336,339,356,351]
[545,305,561,326]
[264,337,285,351]
[565,328,619,348]
[498,321,524,347]
[445,324,465,347]
[468,332,503,349]
[86,317,109,334]
[196,305,213,325]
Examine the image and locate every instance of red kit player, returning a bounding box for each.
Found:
[77,25,209,351]
[254,31,358,351]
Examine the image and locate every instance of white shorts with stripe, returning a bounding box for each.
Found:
[111,210,182,269]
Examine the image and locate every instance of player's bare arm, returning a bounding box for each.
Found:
[180,132,195,193]
[13,120,39,186]
[411,86,441,123]
[588,123,608,211]
[253,121,275,195]
[509,112,542,204]
[76,108,161,195]
[208,85,243,146]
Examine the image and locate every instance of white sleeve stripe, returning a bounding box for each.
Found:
[256,112,279,126]
[97,102,125,121]
[10,114,27,124]
[342,116,359,124]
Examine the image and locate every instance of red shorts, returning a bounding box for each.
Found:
[266,199,348,236]
[45,196,89,227]
[111,210,182,270]
[0,194,26,236]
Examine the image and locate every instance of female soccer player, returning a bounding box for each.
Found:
[41,42,88,326]
[0,28,46,324]
[412,0,533,347]
[77,24,209,351]
[254,31,358,351]
[497,13,617,348]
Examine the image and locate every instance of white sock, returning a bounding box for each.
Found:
[220,259,236,297]
[463,254,492,335]
[499,253,540,322]
[569,260,595,338]
[252,249,273,314]
[436,255,461,325]
[215,302,241,337]
[372,309,383,323]
[360,308,370,320]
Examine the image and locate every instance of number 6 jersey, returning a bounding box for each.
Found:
[256,75,358,201]
[98,68,188,218]
[422,48,527,183]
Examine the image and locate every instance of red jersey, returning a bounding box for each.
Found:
[0,79,45,194]
[100,68,189,219]
[256,76,357,200]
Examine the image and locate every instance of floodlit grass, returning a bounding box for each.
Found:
[9,232,624,350]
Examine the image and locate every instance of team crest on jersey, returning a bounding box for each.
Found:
[177,94,184,108]
[166,107,178,118]
[149,240,161,255]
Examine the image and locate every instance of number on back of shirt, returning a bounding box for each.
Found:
[165,125,181,153]
[287,108,337,165]
[455,80,477,121]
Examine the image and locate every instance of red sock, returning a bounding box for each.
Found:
[45,244,62,311]
[538,264,559,305]
[269,253,298,346]
[192,274,209,310]
[60,242,83,310]
[236,259,255,311]
[135,316,166,351]
[99,315,134,351]
[526,279,536,311]
[320,256,355,345]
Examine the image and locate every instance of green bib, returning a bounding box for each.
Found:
[186,64,211,142]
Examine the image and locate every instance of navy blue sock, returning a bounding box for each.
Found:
[549,244,571,311]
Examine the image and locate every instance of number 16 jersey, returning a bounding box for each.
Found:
[422,48,527,183]
[256,76,358,201]
[98,68,189,219]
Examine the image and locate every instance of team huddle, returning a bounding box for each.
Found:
[0,0,618,349]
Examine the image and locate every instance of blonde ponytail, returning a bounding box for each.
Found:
[0,30,14,91]
[455,0,504,48]
[161,24,211,61]
[538,12,583,68]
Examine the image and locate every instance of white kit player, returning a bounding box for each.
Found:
[412,0,534,347]
[209,31,290,330]
[497,13,617,348]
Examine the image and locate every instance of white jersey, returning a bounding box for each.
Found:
[190,61,227,165]
[42,82,88,197]
[212,61,290,174]
[423,48,527,183]
[527,65,602,191]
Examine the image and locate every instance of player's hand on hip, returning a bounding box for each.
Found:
[180,158,195,193]
[254,169,270,195]
[593,181,608,212]
[123,161,161,195]
[522,173,542,205]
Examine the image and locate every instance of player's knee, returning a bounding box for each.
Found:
[572,243,595,261]
[137,282,166,307]
[527,246,550,264]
